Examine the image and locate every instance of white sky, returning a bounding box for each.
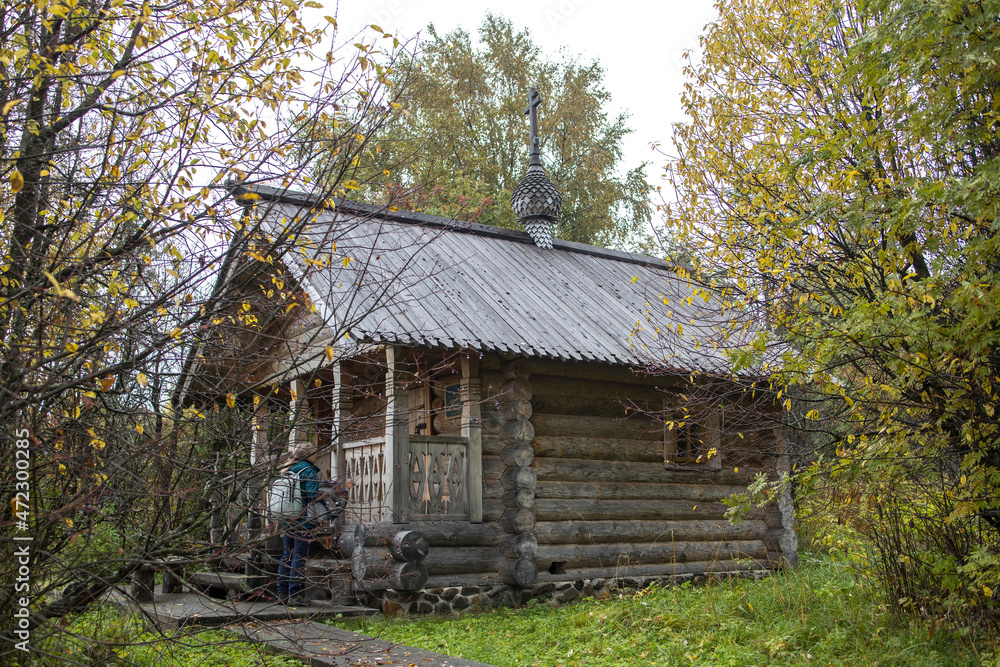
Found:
[325,0,720,181]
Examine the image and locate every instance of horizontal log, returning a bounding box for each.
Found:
[499,379,532,404]
[499,532,538,559]
[350,559,427,591]
[483,502,505,522]
[500,358,530,380]
[531,414,661,441]
[499,506,536,534]
[500,418,534,446]
[304,557,351,570]
[501,443,534,468]
[531,374,668,400]
[532,540,767,569]
[535,480,746,503]
[500,466,536,492]
[535,498,729,522]
[483,455,504,480]
[531,436,663,463]
[534,519,768,545]
[422,546,505,575]
[499,556,538,587]
[532,558,767,584]
[408,520,505,547]
[502,487,535,509]
[338,526,427,561]
[481,410,503,435]
[500,399,532,421]
[532,457,757,485]
[425,572,503,588]
[483,433,504,455]
[531,395,660,419]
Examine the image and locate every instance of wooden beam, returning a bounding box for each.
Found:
[461,354,483,523]
[385,346,409,524]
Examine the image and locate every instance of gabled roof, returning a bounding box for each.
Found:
[239,185,734,372]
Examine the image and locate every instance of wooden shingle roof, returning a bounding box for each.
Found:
[242,186,734,372]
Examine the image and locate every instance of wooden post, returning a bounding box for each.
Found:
[289,378,309,457]
[706,409,723,470]
[461,354,483,523]
[333,362,352,481]
[385,346,410,524]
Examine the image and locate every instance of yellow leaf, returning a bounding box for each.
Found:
[343,179,361,190]
[136,423,143,434]
[2,99,22,115]
[325,345,335,363]
[324,15,337,27]
[10,171,24,193]
[66,342,78,353]
[101,376,115,392]
[226,393,236,408]
[631,276,639,283]
[136,372,148,387]
[170,327,183,339]
[111,69,126,80]
[342,256,351,267]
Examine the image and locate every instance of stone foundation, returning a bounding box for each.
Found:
[368,570,771,616]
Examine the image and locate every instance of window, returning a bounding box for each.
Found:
[664,405,722,468]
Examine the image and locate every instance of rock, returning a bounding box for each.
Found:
[460,586,481,595]
[533,583,555,596]
[592,578,605,590]
[573,579,584,591]
[415,601,434,614]
[452,595,471,611]
[435,601,452,615]
[557,587,579,604]
[440,587,459,601]
[423,593,439,603]
[582,582,594,598]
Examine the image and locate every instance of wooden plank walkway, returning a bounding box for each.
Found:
[111,591,376,628]
[111,591,497,666]
[229,619,497,667]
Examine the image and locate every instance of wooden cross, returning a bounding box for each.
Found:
[524,87,542,165]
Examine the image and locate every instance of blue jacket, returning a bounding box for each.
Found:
[287,460,319,531]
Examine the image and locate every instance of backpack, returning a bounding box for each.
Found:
[268,471,304,520]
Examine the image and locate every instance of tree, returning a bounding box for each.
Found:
[665,0,1000,624]
[0,0,411,660]
[321,13,651,248]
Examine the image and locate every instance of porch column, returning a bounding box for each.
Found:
[461,354,483,523]
[385,346,410,524]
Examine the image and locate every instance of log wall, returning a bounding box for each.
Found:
[366,354,794,590]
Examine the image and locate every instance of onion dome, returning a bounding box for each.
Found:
[511,88,562,249]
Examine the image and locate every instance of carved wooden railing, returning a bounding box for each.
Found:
[405,435,469,520]
[343,437,390,523]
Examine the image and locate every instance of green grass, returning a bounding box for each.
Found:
[26,605,303,666]
[334,553,999,667]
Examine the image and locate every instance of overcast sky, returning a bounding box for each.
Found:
[325,0,720,182]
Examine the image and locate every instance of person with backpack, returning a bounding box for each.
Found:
[274,448,320,606]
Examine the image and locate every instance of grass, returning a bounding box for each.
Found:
[333,552,999,667]
[25,605,302,666]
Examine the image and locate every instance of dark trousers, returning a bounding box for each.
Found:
[277,530,311,598]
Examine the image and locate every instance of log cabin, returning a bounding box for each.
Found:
[171,177,797,611]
